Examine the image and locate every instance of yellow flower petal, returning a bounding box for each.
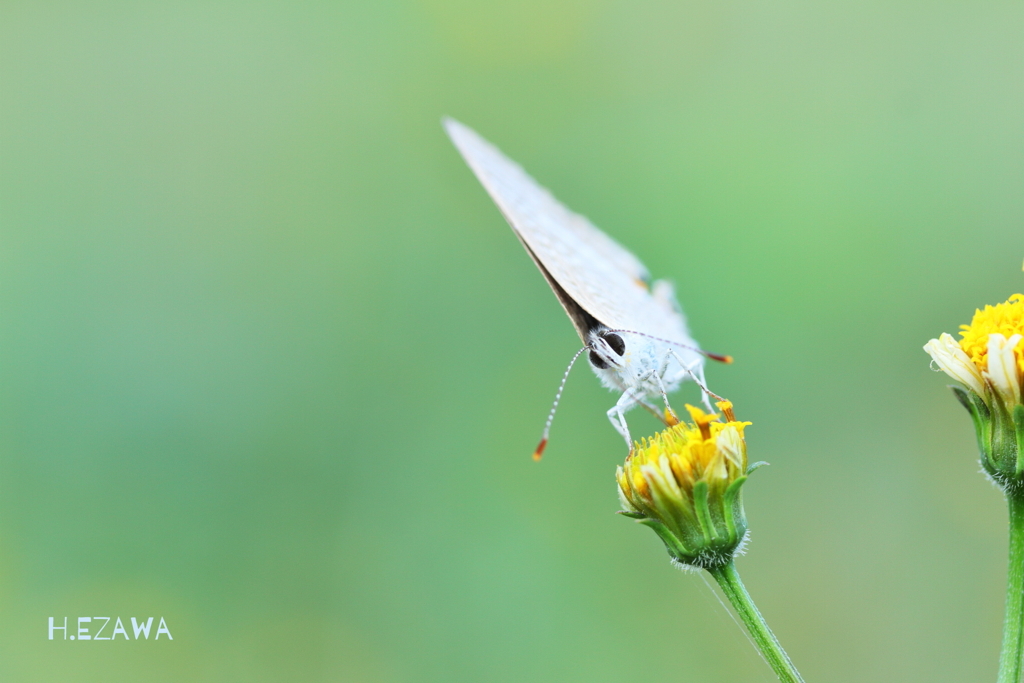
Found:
[924,333,987,397]
[985,333,1023,407]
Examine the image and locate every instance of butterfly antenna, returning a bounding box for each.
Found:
[606,329,733,364]
[669,349,727,404]
[534,345,589,461]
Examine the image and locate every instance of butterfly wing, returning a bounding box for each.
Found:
[444,118,695,347]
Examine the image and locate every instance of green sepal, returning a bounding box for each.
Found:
[971,389,992,422]
[951,385,996,473]
[1015,404,1024,476]
[990,400,1018,477]
[722,475,748,542]
[638,517,691,560]
[950,385,976,415]
[951,385,990,438]
[616,510,646,520]
[746,461,769,475]
[692,480,715,543]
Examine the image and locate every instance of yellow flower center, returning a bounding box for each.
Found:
[959,294,1024,373]
[620,403,751,502]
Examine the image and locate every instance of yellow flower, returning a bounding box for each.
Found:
[617,402,755,568]
[925,294,1024,489]
[925,294,1024,408]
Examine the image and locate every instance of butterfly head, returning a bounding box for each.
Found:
[587,329,627,371]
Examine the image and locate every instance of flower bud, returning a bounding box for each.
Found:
[617,402,756,569]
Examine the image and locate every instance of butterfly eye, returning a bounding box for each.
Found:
[603,333,625,356]
[588,349,610,370]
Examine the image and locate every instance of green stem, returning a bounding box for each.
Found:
[998,492,1024,683]
[707,560,805,683]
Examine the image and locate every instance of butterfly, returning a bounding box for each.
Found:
[444,119,729,456]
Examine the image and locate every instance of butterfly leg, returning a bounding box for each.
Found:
[652,350,679,420]
[668,350,719,411]
[607,391,637,449]
[653,371,677,422]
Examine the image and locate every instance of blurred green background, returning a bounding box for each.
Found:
[0,1,1021,681]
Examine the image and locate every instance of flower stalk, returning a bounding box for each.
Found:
[708,561,805,683]
[1000,492,1024,683]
